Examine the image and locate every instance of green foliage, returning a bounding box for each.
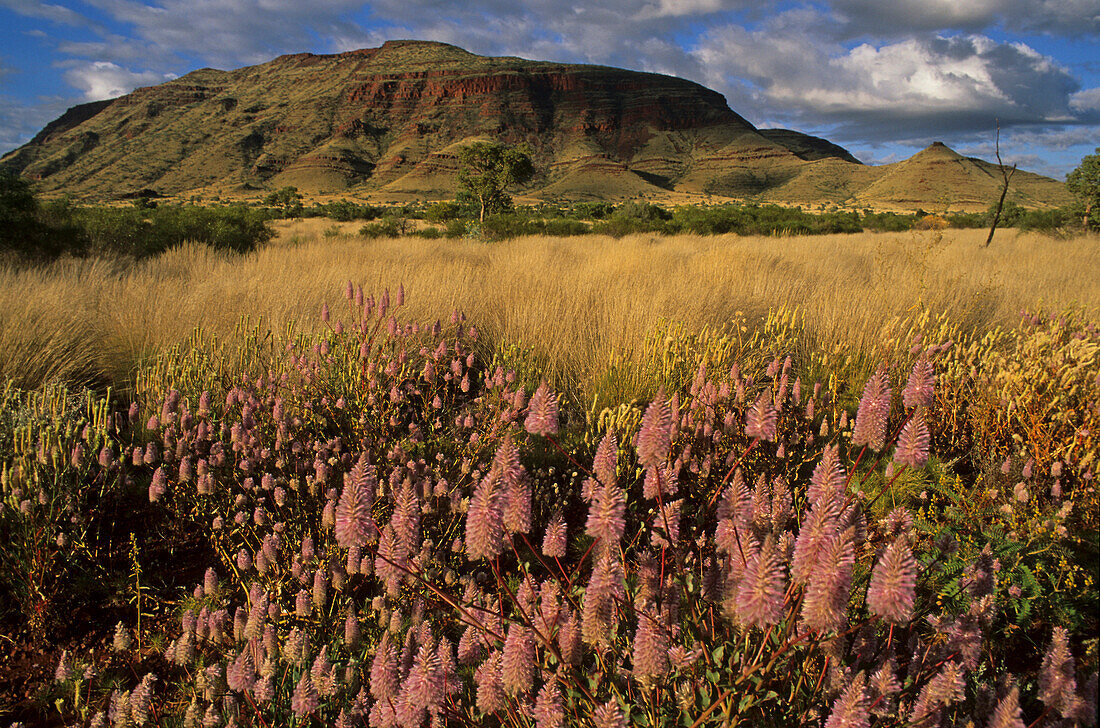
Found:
[52,203,275,256]
[456,141,536,221]
[303,199,382,222]
[1066,147,1100,230]
[262,185,304,216]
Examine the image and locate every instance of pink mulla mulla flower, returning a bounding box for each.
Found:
[534,678,566,728]
[909,661,966,727]
[396,640,442,728]
[291,673,319,719]
[557,609,581,665]
[894,409,931,469]
[881,507,913,538]
[582,550,625,648]
[295,589,311,617]
[501,470,531,536]
[800,530,855,633]
[345,607,361,647]
[1038,626,1080,718]
[791,502,839,584]
[336,460,379,549]
[986,684,1026,728]
[902,358,935,410]
[475,651,507,715]
[636,391,672,469]
[808,444,846,509]
[586,477,627,547]
[312,646,337,698]
[542,511,568,558]
[375,525,403,597]
[370,631,400,701]
[592,699,628,728]
[867,538,918,624]
[54,650,73,682]
[852,365,892,452]
[771,475,793,531]
[823,672,869,728]
[391,479,421,556]
[525,382,559,436]
[643,462,679,500]
[226,647,256,693]
[465,472,503,561]
[501,623,535,696]
[149,467,167,502]
[312,567,329,610]
[632,603,669,685]
[457,626,483,666]
[735,536,787,629]
[745,390,778,441]
[751,474,772,531]
[130,673,156,727]
[594,430,618,485]
[650,498,681,549]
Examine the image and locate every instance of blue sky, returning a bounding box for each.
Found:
[1,0,1097,178]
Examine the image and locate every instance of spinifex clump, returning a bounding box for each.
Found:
[9,284,1097,727]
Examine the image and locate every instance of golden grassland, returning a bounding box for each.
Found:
[1,224,1097,403]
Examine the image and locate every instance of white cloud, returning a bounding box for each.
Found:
[0,0,89,26]
[692,29,1087,140]
[831,0,1100,37]
[62,61,175,101]
[1070,87,1100,113]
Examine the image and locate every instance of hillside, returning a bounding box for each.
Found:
[0,40,1071,210]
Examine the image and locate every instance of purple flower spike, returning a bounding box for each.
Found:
[465,473,503,561]
[852,365,892,452]
[824,673,869,728]
[902,358,935,410]
[525,382,559,436]
[745,390,778,442]
[866,538,917,624]
[636,391,672,468]
[894,409,930,468]
[335,459,379,549]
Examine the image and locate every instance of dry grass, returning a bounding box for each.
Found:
[2,224,1097,402]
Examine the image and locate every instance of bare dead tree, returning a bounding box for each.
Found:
[984,123,1017,247]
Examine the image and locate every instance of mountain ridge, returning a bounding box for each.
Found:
[0,40,1071,211]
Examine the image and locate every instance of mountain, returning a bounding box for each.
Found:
[0,40,1071,210]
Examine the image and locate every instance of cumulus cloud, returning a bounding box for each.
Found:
[830,0,1100,38]
[0,95,70,154]
[692,28,1087,141]
[0,0,89,26]
[62,61,175,101]
[1070,87,1100,113]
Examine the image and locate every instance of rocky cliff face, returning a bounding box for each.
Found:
[0,41,1070,209]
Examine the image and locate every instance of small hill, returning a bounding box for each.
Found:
[851,142,1072,211]
[0,41,1071,211]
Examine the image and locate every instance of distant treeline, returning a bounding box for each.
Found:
[0,173,1088,260]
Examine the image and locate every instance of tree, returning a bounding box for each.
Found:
[263,186,303,217]
[456,142,535,223]
[0,171,40,253]
[1066,147,1100,231]
[984,124,1017,248]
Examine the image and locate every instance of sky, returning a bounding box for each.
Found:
[0,0,1097,178]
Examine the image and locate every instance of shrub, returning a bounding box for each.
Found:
[7,284,1093,727]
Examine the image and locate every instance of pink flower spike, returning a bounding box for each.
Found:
[525,382,559,436]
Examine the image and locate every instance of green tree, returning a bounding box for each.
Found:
[456,142,535,223]
[0,171,41,253]
[1066,147,1100,231]
[263,186,304,217]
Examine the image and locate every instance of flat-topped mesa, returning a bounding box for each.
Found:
[0,41,1070,209]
